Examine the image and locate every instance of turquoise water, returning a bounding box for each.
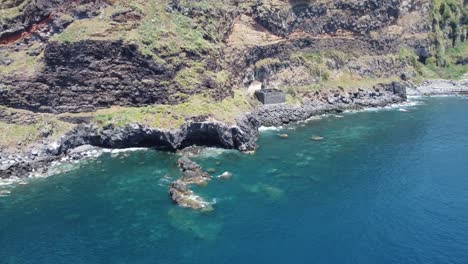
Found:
[1,97,468,264]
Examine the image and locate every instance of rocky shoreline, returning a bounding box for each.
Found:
[2,79,467,209]
[0,81,410,179]
[1,81,410,179]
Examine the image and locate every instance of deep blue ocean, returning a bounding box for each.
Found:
[1,97,468,264]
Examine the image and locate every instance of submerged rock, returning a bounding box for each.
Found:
[207,168,217,174]
[278,134,289,139]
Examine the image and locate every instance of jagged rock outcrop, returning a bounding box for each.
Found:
[1,41,173,112]
[169,157,213,210]
[47,115,260,156]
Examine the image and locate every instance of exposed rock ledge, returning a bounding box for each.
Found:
[0,82,408,179]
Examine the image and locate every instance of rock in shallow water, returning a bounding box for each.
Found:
[168,157,213,210]
[168,180,212,211]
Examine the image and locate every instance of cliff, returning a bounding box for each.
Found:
[0,0,465,113]
[0,0,466,177]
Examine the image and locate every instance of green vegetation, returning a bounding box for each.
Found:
[430,0,467,66]
[0,114,73,147]
[399,0,468,82]
[400,42,468,80]
[53,18,113,43]
[283,74,401,98]
[51,6,130,43]
[174,63,205,91]
[133,1,215,60]
[0,0,28,20]
[289,51,351,82]
[322,74,400,90]
[255,58,281,68]
[92,90,254,129]
[384,45,467,81]
[0,45,43,76]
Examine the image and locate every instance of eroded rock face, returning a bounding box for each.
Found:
[1,41,173,113]
[250,0,403,36]
[0,0,437,114]
[0,0,105,40]
[47,116,260,156]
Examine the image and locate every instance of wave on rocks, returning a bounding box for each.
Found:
[344,100,423,113]
[259,126,284,132]
[194,147,238,159]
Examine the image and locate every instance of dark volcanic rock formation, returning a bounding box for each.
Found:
[0,0,441,113]
[48,115,260,156]
[0,0,106,40]
[168,157,213,210]
[1,41,174,113]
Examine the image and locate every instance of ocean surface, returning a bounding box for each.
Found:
[1,97,468,264]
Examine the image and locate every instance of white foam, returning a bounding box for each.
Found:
[259,126,284,131]
[182,194,212,209]
[195,147,237,158]
[301,115,324,123]
[345,100,423,113]
[208,198,217,205]
[102,147,148,154]
[0,177,22,187]
[0,190,11,197]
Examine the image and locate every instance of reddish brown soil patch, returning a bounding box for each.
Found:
[0,15,52,45]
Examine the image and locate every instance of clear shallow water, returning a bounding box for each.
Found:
[1,97,468,264]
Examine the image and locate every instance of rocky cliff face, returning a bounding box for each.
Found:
[0,0,466,176]
[1,41,174,112]
[0,0,458,113]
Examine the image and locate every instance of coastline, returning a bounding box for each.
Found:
[1,79,466,180]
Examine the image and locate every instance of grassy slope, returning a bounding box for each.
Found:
[91,90,255,129]
[0,0,28,20]
[0,108,73,147]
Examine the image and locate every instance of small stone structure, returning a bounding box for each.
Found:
[255,89,286,104]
